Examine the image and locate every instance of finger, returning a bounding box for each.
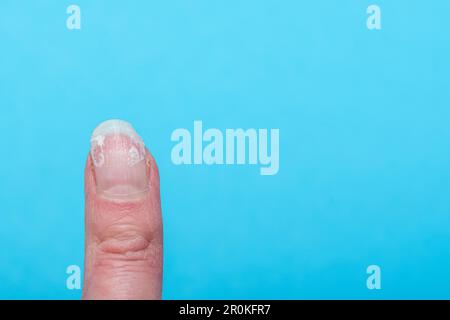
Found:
[82,119,163,300]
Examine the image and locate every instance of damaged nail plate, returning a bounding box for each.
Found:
[90,119,149,197]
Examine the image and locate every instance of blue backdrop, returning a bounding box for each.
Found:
[1,1,450,299]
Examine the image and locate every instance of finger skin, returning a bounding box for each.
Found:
[82,150,163,300]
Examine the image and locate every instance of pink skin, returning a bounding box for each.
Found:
[82,135,163,300]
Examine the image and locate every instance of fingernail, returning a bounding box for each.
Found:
[90,119,148,197]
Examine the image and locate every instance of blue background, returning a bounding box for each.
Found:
[1,1,449,299]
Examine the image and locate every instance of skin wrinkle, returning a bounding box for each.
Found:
[94,223,159,257]
[85,243,162,298]
[93,244,163,267]
[93,198,147,225]
[96,268,152,298]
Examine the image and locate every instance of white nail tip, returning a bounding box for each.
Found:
[92,119,140,140]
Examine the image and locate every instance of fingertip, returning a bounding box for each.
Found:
[82,120,163,300]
